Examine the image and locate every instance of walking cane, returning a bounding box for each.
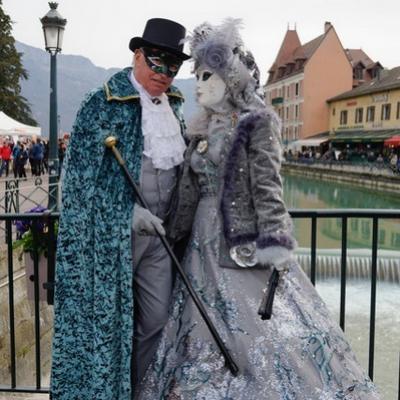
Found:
[104,136,239,376]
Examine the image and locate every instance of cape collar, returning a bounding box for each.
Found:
[104,67,184,102]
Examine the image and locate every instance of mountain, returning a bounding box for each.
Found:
[15,41,197,136]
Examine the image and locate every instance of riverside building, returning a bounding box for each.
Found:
[265,22,380,146]
[327,66,400,148]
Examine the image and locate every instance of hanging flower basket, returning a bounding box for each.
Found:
[13,206,58,302]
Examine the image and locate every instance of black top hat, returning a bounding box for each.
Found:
[129,18,190,60]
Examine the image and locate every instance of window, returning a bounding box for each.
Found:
[294,126,298,140]
[381,104,391,120]
[295,105,299,119]
[354,67,363,80]
[355,108,363,123]
[295,82,299,96]
[397,102,400,119]
[286,107,289,120]
[286,86,290,98]
[340,110,348,125]
[366,106,375,122]
[332,108,336,116]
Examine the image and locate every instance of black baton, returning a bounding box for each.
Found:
[105,136,239,376]
[258,268,280,320]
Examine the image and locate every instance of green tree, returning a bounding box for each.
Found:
[0,0,37,125]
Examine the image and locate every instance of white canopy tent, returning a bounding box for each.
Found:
[0,111,41,138]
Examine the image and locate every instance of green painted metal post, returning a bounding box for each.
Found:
[48,53,59,211]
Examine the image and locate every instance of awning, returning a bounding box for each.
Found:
[330,129,398,143]
[287,136,329,151]
[384,135,400,147]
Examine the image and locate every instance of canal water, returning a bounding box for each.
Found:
[283,174,400,399]
[283,173,400,250]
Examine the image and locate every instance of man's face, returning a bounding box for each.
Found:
[134,48,182,96]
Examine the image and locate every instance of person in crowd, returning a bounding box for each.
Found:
[30,138,44,176]
[0,140,12,178]
[12,141,21,178]
[16,143,28,179]
[376,153,384,166]
[390,152,398,172]
[58,139,66,176]
[50,18,190,400]
[137,19,381,399]
[28,142,35,176]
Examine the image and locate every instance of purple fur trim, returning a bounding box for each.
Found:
[221,110,266,242]
[256,233,297,250]
[229,233,258,247]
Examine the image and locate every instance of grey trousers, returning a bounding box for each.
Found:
[131,231,174,392]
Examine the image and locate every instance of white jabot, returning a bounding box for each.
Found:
[130,71,186,170]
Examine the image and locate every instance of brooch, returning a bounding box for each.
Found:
[196,139,208,154]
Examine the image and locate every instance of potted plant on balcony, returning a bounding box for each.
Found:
[13,206,57,301]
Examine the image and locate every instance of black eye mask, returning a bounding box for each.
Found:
[141,47,182,78]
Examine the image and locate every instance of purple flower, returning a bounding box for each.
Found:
[15,219,30,235]
[14,206,49,238]
[203,43,232,71]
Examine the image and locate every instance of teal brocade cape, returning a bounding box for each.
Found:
[50,68,185,400]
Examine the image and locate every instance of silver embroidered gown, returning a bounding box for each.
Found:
[138,118,380,399]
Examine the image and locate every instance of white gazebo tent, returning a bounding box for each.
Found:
[0,111,41,142]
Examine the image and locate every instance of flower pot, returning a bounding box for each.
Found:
[24,252,48,302]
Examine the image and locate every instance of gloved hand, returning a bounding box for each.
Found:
[256,246,293,270]
[132,204,166,236]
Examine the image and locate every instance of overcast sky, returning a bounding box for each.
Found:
[3,0,400,82]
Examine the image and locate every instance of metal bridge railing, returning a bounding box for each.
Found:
[0,209,398,397]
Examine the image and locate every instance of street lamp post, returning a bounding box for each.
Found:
[40,2,67,211]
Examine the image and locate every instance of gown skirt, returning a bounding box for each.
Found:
[137,192,380,399]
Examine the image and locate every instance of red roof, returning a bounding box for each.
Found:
[345,49,374,67]
[272,29,302,69]
[268,28,327,83]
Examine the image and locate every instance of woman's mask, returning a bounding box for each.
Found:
[195,68,226,108]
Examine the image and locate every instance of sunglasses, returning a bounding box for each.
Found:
[140,47,182,78]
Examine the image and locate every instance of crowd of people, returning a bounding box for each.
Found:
[284,144,400,172]
[0,137,67,179]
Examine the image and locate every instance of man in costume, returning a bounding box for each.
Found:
[50,18,189,400]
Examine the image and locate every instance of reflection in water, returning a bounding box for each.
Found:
[283,174,400,250]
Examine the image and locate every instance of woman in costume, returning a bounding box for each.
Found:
[137,20,380,399]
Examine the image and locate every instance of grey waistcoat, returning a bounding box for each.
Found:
[139,155,177,220]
